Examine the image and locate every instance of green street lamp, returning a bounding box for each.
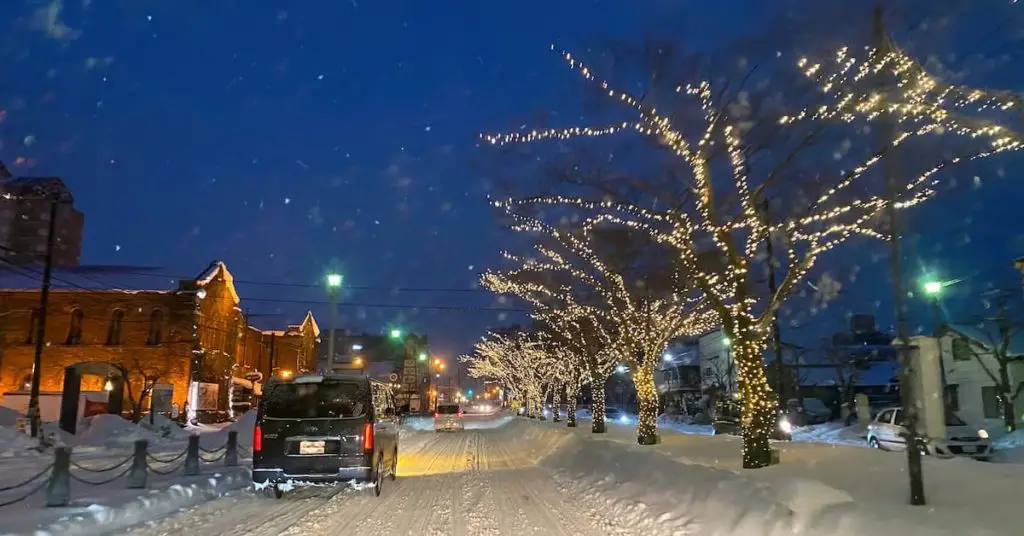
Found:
[923,280,942,295]
[418,352,427,362]
[389,328,403,339]
[326,273,343,369]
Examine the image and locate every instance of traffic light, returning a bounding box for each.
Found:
[467,389,473,396]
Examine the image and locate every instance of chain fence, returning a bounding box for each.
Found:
[0,430,245,509]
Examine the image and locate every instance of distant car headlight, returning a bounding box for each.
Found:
[619,415,629,423]
[978,429,989,440]
[778,417,793,434]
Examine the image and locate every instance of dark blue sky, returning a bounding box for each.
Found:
[2,1,1023,367]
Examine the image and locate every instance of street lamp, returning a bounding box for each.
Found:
[418,352,427,362]
[389,328,403,339]
[921,278,950,406]
[353,356,364,367]
[326,273,343,370]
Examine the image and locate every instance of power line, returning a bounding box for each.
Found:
[0,263,528,314]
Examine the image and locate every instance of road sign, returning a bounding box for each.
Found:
[388,373,399,382]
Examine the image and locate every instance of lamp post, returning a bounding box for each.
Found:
[922,279,949,405]
[326,273,343,370]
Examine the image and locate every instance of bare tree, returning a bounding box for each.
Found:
[120,355,174,424]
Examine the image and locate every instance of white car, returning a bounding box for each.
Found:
[866,407,992,460]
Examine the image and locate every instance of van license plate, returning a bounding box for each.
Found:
[961,446,975,454]
[299,440,326,455]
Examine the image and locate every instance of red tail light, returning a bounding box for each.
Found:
[362,422,374,452]
[434,412,439,419]
[253,424,263,453]
[457,410,463,418]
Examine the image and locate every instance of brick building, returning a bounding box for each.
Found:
[0,164,84,267]
[0,261,318,419]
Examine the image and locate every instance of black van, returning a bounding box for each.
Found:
[252,373,400,498]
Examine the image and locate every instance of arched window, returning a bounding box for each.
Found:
[147,309,164,346]
[66,309,84,345]
[107,310,125,345]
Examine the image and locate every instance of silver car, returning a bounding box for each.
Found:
[866,407,992,460]
[433,404,464,432]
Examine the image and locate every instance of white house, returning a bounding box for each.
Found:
[915,324,1024,434]
[698,330,735,393]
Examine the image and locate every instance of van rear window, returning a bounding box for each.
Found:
[436,405,460,414]
[264,380,369,419]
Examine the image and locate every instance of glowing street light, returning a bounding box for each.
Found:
[418,352,428,362]
[923,280,943,295]
[353,356,364,367]
[723,336,731,347]
[389,329,403,339]
[280,370,293,379]
[326,273,343,369]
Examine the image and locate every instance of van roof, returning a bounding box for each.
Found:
[268,372,377,385]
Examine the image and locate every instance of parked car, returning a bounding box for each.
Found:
[866,406,992,460]
[251,373,400,498]
[604,407,630,424]
[712,398,793,440]
[434,404,465,432]
[785,397,832,425]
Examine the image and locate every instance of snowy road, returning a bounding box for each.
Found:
[121,415,632,536]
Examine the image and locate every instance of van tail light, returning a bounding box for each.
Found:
[434,412,439,419]
[362,422,374,452]
[253,424,263,454]
[458,410,463,418]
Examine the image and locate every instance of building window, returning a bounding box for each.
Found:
[25,309,40,344]
[147,309,164,345]
[944,384,960,412]
[65,309,84,345]
[951,338,972,361]
[20,374,32,391]
[981,386,1001,419]
[107,310,125,345]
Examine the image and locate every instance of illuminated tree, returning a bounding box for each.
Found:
[463,331,548,418]
[483,41,1022,466]
[483,214,716,445]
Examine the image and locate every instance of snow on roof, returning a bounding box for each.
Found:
[299,310,320,338]
[194,261,240,304]
[0,265,180,293]
[944,324,1024,357]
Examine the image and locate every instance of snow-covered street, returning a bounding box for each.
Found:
[121,413,626,536]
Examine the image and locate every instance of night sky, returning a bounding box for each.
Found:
[2,1,1024,378]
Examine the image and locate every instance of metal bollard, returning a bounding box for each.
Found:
[45,446,71,507]
[127,439,148,489]
[184,435,200,476]
[225,431,238,467]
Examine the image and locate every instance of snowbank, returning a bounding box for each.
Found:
[0,406,23,427]
[513,418,1014,535]
[199,410,256,450]
[75,414,162,448]
[8,468,250,536]
[0,425,45,458]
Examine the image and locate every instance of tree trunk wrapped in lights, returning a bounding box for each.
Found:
[566,379,580,428]
[632,364,660,445]
[552,380,563,422]
[590,372,609,434]
[480,42,1023,467]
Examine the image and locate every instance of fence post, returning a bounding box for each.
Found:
[225,431,238,467]
[45,447,71,507]
[127,439,148,489]
[184,435,200,476]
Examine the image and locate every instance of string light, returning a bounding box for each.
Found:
[478,42,1023,468]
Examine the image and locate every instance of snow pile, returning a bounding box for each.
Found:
[402,416,435,431]
[0,425,45,457]
[138,414,192,441]
[992,430,1024,463]
[199,410,256,450]
[789,422,865,447]
[0,406,23,426]
[657,414,714,436]
[524,420,1012,535]
[31,469,250,536]
[75,414,157,447]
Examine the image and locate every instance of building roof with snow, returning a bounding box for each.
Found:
[943,323,1024,358]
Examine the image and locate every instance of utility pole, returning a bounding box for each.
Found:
[875,4,926,506]
[268,334,277,378]
[28,193,60,440]
[325,273,342,371]
[763,199,787,404]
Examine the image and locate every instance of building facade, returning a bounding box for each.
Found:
[0,169,84,267]
[0,261,318,420]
